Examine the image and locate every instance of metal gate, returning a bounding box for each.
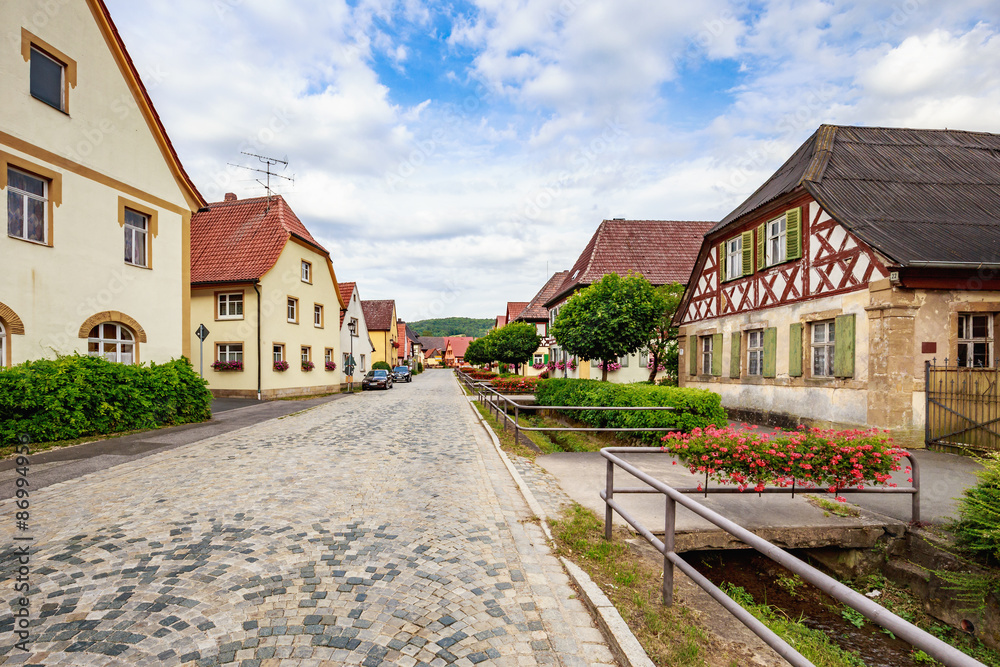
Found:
[926,360,1000,453]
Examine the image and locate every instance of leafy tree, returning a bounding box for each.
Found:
[551,273,662,381]
[490,322,540,374]
[463,337,492,367]
[646,282,685,383]
[372,361,392,371]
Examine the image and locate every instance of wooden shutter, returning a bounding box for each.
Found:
[757,223,766,270]
[786,207,802,260]
[834,314,856,378]
[730,331,741,379]
[763,327,777,378]
[544,353,549,364]
[718,242,727,283]
[689,335,698,376]
[712,333,723,376]
[789,323,803,377]
[741,231,753,276]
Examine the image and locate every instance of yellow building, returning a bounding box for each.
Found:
[1,0,204,366]
[189,194,346,399]
[360,300,398,366]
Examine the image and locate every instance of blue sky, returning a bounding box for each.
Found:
[105,0,1000,320]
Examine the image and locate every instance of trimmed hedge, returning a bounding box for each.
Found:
[0,355,212,445]
[372,361,392,371]
[534,379,727,443]
[491,376,540,393]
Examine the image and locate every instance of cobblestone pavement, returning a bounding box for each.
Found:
[0,371,615,666]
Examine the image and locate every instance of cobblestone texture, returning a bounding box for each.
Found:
[0,372,615,666]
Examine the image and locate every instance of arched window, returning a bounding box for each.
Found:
[88,323,135,364]
[0,321,6,368]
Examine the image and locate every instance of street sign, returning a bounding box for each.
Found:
[196,324,210,341]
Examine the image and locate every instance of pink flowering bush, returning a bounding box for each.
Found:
[301,361,315,372]
[273,360,289,372]
[596,361,622,371]
[556,360,566,370]
[325,361,337,371]
[211,360,243,371]
[660,424,909,496]
[532,362,547,370]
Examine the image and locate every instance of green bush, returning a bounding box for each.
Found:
[372,361,392,371]
[0,355,212,445]
[534,379,727,444]
[955,453,1000,563]
[417,363,424,374]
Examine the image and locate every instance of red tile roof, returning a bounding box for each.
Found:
[494,315,507,329]
[446,336,476,359]
[191,195,328,284]
[338,282,356,328]
[505,302,529,322]
[545,220,714,307]
[518,271,570,321]
[361,300,396,331]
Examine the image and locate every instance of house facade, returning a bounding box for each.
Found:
[338,281,374,380]
[675,125,1000,446]
[361,299,398,366]
[543,219,714,383]
[515,270,569,377]
[189,194,346,399]
[2,0,204,367]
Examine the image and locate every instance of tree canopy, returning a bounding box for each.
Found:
[645,282,685,383]
[462,322,540,371]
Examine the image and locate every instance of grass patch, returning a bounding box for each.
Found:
[521,414,611,453]
[472,402,546,460]
[805,494,861,518]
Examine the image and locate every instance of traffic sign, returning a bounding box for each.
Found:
[196,324,210,341]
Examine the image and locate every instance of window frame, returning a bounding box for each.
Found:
[123,207,149,268]
[701,336,713,375]
[0,321,6,369]
[957,313,995,368]
[747,329,764,377]
[6,166,49,245]
[360,354,367,372]
[325,348,334,364]
[217,342,244,363]
[766,214,788,267]
[287,297,299,324]
[216,292,245,320]
[725,236,743,281]
[811,320,836,377]
[301,260,312,284]
[301,345,311,364]
[273,343,285,363]
[314,303,324,328]
[22,30,77,114]
[87,322,137,364]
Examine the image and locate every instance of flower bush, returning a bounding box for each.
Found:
[467,370,499,381]
[302,361,315,372]
[568,359,577,370]
[547,361,557,371]
[273,360,289,372]
[556,360,566,370]
[491,376,540,393]
[532,362,547,370]
[660,424,909,496]
[596,361,622,371]
[325,361,337,371]
[212,360,243,372]
[646,362,666,371]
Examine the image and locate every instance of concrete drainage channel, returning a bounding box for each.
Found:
[466,396,656,667]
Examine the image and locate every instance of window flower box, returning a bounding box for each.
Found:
[273,360,289,372]
[212,360,243,372]
[325,361,337,371]
[302,361,315,372]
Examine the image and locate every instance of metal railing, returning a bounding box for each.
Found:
[601,447,979,667]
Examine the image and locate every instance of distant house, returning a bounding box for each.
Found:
[505,302,528,324]
[493,315,507,330]
[420,336,476,368]
[361,299,398,366]
[515,271,570,377]
[544,219,714,382]
[189,194,346,399]
[338,281,374,379]
[675,125,1000,446]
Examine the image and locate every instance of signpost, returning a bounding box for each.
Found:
[195,324,210,377]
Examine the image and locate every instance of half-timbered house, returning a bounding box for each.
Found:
[676,125,1000,446]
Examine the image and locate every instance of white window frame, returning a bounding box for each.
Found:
[218,292,244,319]
[87,323,136,364]
[811,320,836,377]
[287,297,298,323]
[0,321,6,368]
[958,313,994,368]
[314,304,323,328]
[350,317,359,336]
[534,354,544,365]
[6,167,48,245]
[725,236,743,281]
[360,354,367,372]
[30,46,65,111]
[747,329,764,376]
[273,344,285,363]
[301,346,311,364]
[123,208,148,267]
[766,214,787,266]
[218,343,243,363]
[301,260,311,283]
[701,336,713,375]
[325,348,333,364]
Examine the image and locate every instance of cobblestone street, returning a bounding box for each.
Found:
[0,371,615,667]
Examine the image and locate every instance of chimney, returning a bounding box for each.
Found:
[224,193,238,202]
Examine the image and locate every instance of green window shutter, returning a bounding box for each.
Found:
[789,323,803,377]
[763,327,777,378]
[786,207,802,260]
[834,314,856,378]
[730,331,741,379]
[689,335,698,376]
[712,333,723,376]
[757,223,766,270]
[544,353,549,364]
[718,242,727,283]
[741,231,753,276]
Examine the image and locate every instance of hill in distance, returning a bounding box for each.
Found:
[408,317,493,338]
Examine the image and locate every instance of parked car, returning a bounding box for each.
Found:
[392,366,412,383]
[362,369,393,390]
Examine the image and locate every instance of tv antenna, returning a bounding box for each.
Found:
[227,152,295,205]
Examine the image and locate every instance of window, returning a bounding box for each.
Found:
[314,304,323,328]
[725,236,743,281]
[301,260,311,283]
[7,168,47,244]
[747,330,764,376]
[766,215,787,266]
[619,354,629,368]
[301,346,311,364]
[287,297,298,323]
[701,336,713,375]
[325,348,333,364]
[812,321,836,377]
[958,314,994,368]
[218,343,243,363]
[87,323,135,364]
[534,354,544,365]
[0,321,6,368]
[121,208,148,266]
[218,293,243,319]
[350,317,359,336]
[360,354,367,372]
[30,46,65,111]
[536,322,546,336]
[273,344,285,362]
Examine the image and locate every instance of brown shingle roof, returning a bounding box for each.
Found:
[545,220,714,307]
[712,124,1000,266]
[518,271,570,321]
[191,195,327,284]
[361,300,396,331]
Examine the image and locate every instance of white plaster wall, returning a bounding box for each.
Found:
[340,286,373,380]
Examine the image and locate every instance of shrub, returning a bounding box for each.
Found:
[273,360,289,372]
[325,361,337,371]
[534,379,727,444]
[302,361,315,372]
[417,363,424,374]
[491,377,540,393]
[372,361,392,371]
[467,370,499,381]
[954,453,1000,563]
[0,355,212,445]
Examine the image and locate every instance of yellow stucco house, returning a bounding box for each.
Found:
[1,0,204,366]
[360,299,398,366]
[189,193,346,399]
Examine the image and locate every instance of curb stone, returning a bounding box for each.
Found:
[466,393,655,667]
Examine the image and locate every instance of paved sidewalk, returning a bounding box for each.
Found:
[0,372,614,666]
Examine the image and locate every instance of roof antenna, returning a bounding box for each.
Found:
[227,152,295,209]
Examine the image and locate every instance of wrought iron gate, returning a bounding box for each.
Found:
[925,360,1000,453]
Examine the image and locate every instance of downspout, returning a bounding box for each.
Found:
[252,280,262,401]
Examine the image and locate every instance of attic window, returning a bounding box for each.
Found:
[22,30,77,114]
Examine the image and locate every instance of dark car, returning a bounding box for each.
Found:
[392,366,412,382]
[361,369,392,390]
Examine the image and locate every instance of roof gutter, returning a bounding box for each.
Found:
[902,261,1000,269]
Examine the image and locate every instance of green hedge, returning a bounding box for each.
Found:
[372,361,392,371]
[0,355,212,445]
[534,379,727,443]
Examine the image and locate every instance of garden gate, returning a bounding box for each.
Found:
[925,360,1000,453]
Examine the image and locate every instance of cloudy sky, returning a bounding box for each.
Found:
[105,0,1000,321]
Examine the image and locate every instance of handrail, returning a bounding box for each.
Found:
[600,447,981,667]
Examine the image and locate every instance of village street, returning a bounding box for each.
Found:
[0,372,615,667]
